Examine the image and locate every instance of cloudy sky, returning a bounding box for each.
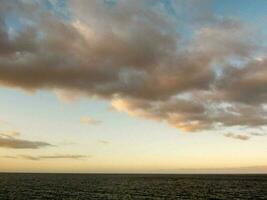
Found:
[0,0,267,173]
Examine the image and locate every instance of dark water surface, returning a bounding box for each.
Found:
[0,173,266,199]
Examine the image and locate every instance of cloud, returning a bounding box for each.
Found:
[80,116,102,125]
[0,131,53,149]
[98,140,109,145]
[0,0,267,133]
[224,133,250,141]
[2,154,89,161]
[19,154,89,161]
[156,165,267,174]
[0,131,20,138]
[0,119,8,125]
[250,132,267,137]
[1,155,17,159]
[0,137,53,149]
[54,89,85,103]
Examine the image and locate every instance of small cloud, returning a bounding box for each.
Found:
[0,119,8,125]
[254,56,264,62]
[1,155,17,159]
[98,140,109,145]
[0,131,20,138]
[19,155,40,161]
[250,132,266,137]
[224,133,250,141]
[80,116,102,125]
[19,154,89,161]
[0,131,53,149]
[54,89,84,103]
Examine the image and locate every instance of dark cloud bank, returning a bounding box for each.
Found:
[1,0,267,135]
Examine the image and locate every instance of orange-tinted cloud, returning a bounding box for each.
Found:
[80,116,102,125]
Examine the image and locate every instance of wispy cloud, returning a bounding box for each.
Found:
[0,131,20,138]
[0,119,8,125]
[224,133,250,141]
[80,116,102,125]
[156,166,267,174]
[1,155,17,159]
[249,132,267,137]
[3,154,90,161]
[98,140,109,145]
[0,131,53,149]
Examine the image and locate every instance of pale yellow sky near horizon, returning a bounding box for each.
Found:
[0,89,267,173]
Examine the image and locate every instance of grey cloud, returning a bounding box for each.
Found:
[98,140,109,145]
[0,0,267,133]
[224,133,250,141]
[216,59,267,104]
[2,154,89,160]
[19,154,88,161]
[0,0,218,100]
[0,137,53,149]
[249,132,267,137]
[0,132,53,149]
[1,155,17,159]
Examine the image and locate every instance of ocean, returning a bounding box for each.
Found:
[0,173,266,199]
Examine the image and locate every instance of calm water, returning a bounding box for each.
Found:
[0,174,266,199]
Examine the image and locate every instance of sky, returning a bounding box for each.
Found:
[0,0,267,173]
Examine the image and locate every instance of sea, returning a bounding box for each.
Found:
[0,173,266,199]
